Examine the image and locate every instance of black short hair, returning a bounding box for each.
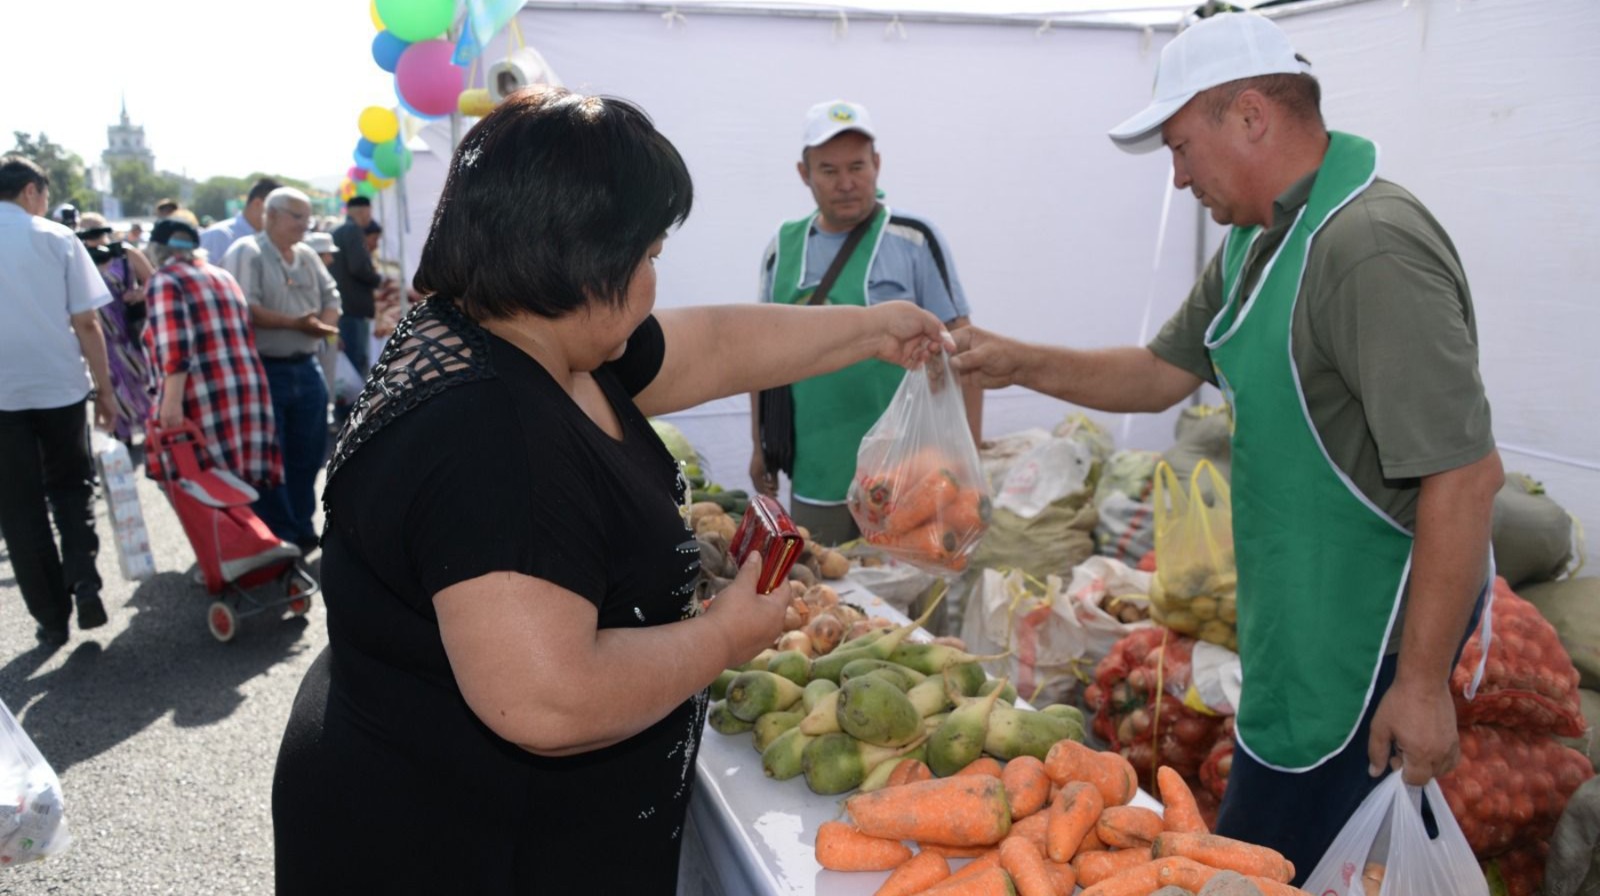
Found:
[364,220,383,234]
[0,155,48,202]
[415,86,693,321]
[247,177,282,204]
[346,196,372,209]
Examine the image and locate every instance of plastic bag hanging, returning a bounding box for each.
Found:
[1148,459,1238,650]
[848,352,989,573]
[1303,771,1488,896]
[0,697,71,865]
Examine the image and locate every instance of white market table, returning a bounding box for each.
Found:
[679,581,1158,896]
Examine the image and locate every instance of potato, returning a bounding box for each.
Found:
[1199,620,1234,647]
[687,501,727,527]
[1163,608,1200,635]
[1218,594,1237,624]
[818,549,851,580]
[1189,595,1218,621]
[787,563,816,587]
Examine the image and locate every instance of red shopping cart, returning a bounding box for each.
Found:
[148,421,318,642]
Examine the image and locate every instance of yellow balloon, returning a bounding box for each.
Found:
[369,176,394,189]
[458,88,495,118]
[358,106,400,144]
[369,0,384,30]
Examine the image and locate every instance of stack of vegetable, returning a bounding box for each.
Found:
[1437,578,1595,895]
[707,597,1093,797]
[812,737,1312,895]
[1085,628,1229,827]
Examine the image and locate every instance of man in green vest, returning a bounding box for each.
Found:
[949,13,1502,882]
[750,100,982,545]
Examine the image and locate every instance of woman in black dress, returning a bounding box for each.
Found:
[271,88,951,893]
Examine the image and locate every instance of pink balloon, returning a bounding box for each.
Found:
[394,39,465,118]
[348,166,369,182]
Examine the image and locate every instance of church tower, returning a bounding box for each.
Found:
[103,95,155,169]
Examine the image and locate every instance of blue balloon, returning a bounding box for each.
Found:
[353,149,375,168]
[356,138,377,157]
[371,30,410,74]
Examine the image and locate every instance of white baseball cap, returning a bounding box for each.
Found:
[803,100,877,149]
[1108,13,1312,154]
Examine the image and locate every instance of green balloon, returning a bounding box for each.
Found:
[355,180,379,199]
[372,140,413,178]
[375,0,456,43]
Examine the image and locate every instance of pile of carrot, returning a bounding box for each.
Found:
[849,449,989,573]
[812,739,1314,896]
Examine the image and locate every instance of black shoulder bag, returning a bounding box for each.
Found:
[758,203,882,477]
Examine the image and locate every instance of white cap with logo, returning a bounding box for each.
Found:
[803,100,877,149]
[1108,13,1311,154]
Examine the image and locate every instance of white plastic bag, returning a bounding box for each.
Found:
[0,698,71,866]
[1303,772,1488,896]
[92,431,155,581]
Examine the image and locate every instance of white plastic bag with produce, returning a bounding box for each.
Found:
[1303,771,1486,896]
[0,698,70,866]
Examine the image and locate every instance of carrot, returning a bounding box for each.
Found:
[873,849,951,896]
[1152,855,1220,891]
[814,820,913,871]
[1248,873,1315,895]
[1156,765,1208,833]
[888,758,934,788]
[1151,831,1295,883]
[941,489,988,538]
[1077,859,1161,896]
[846,775,1012,847]
[919,843,994,859]
[919,866,1016,896]
[1071,846,1153,887]
[1043,859,1077,896]
[1007,810,1050,856]
[957,757,1005,779]
[876,521,958,562]
[999,836,1055,896]
[1045,781,1103,863]
[1001,755,1051,820]
[1076,828,1108,853]
[884,470,961,535]
[1043,741,1133,807]
[1096,805,1163,849]
[936,848,1001,887]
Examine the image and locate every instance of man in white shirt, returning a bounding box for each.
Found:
[0,155,119,646]
[200,177,280,271]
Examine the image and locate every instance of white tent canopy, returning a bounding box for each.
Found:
[386,0,1600,560]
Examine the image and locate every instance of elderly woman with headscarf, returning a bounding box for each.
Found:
[76,212,156,443]
[142,215,280,491]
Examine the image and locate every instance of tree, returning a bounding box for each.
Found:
[9,132,98,213]
[109,160,184,218]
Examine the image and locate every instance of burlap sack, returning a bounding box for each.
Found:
[1520,577,1600,692]
[1492,472,1575,588]
[1161,405,1231,484]
[1545,777,1600,896]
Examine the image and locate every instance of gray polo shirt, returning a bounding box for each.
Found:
[227,234,341,358]
[1149,173,1494,533]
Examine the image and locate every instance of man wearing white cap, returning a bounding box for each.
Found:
[751,100,980,545]
[950,13,1501,877]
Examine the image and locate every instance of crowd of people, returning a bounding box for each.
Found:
[0,12,1499,892]
[0,161,404,642]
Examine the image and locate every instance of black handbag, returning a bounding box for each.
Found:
[759,204,882,477]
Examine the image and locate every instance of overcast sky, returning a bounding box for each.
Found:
[2,0,399,186]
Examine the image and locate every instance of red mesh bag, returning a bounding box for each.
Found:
[1451,578,1585,737]
[1084,628,1228,793]
[1437,724,1594,858]
[1199,735,1233,802]
[1487,840,1550,896]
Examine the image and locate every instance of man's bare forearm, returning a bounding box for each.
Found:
[1016,344,1199,413]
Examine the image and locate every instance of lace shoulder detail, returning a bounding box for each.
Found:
[325,299,496,497]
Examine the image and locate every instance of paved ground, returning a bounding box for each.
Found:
[0,464,328,894]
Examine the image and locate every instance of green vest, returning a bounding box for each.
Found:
[771,207,905,503]
[1206,133,1412,771]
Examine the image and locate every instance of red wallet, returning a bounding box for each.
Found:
[729,495,806,595]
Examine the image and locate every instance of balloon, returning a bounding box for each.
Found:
[356,137,377,158]
[375,0,455,43]
[347,166,369,182]
[372,139,414,178]
[354,151,375,169]
[355,180,379,199]
[371,30,409,74]
[369,0,384,30]
[369,175,395,189]
[358,106,400,144]
[395,40,465,118]
[395,84,443,121]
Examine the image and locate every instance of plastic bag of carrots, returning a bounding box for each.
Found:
[848,353,989,573]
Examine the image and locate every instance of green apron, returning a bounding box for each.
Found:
[771,207,905,504]
[1205,133,1412,771]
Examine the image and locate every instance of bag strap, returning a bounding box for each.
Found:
[807,202,882,306]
